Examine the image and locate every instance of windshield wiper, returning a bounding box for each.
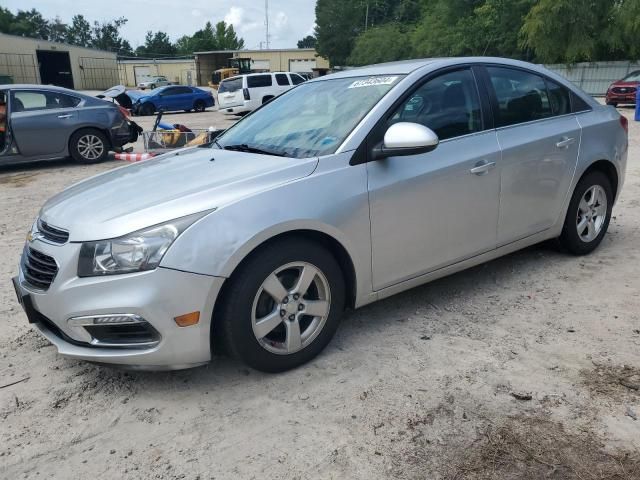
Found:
[223,143,289,157]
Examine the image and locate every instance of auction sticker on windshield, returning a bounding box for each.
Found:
[348,76,399,89]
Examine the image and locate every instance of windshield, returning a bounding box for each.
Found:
[216,75,403,158]
[622,71,640,82]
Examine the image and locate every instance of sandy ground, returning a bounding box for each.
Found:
[0,105,639,479]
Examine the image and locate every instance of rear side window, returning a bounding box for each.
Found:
[275,73,290,86]
[290,74,305,85]
[546,80,571,116]
[486,67,553,127]
[219,78,242,93]
[247,75,273,88]
[12,90,80,112]
[570,91,591,113]
[171,86,192,94]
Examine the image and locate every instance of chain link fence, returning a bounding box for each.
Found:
[544,61,640,96]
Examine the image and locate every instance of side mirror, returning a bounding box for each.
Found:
[372,122,439,160]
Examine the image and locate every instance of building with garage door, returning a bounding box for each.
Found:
[0,32,118,90]
[117,58,197,87]
[194,48,330,87]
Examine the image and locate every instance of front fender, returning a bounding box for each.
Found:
[161,151,375,306]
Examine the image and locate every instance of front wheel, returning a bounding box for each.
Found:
[559,171,613,255]
[218,239,345,372]
[140,103,155,116]
[69,129,109,164]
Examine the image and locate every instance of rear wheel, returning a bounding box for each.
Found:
[69,129,109,164]
[219,238,345,372]
[559,171,613,255]
[194,100,206,112]
[262,96,274,105]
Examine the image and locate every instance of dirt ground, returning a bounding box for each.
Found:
[1,105,639,480]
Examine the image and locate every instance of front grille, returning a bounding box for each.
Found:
[611,86,637,94]
[22,247,58,290]
[38,219,69,244]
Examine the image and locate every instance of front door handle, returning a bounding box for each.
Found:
[57,114,73,119]
[556,137,576,149]
[470,160,496,176]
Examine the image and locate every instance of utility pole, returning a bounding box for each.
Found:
[265,0,271,50]
[365,2,369,31]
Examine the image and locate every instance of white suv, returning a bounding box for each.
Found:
[217,72,306,115]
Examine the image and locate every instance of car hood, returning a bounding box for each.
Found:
[40,148,319,242]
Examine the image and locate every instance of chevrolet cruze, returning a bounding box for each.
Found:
[12,58,628,372]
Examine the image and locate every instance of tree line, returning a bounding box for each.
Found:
[313,0,640,66]
[0,7,244,57]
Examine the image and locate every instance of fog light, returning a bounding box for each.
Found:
[174,311,200,327]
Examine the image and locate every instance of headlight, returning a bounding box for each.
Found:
[78,211,211,277]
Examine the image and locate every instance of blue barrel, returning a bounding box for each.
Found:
[636,86,640,121]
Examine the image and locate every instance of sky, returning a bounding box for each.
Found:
[2,0,318,50]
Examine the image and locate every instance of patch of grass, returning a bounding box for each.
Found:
[444,416,640,480]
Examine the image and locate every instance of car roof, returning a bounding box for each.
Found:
[0,83,83,93]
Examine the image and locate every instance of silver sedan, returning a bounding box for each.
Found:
[12,57,628,372]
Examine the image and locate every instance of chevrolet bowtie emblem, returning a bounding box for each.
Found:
[27,231,42,242]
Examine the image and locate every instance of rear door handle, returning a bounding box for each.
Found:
[57,114,73,119]
[470,160,496,175]
[556,137,576,149]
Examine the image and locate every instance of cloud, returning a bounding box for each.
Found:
[224,6,261,34]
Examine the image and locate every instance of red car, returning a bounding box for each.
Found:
[606,70,640,107]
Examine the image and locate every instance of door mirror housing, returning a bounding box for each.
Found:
[372,122,439,160]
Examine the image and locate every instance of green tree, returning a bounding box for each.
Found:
[135,30,176,56]
[348,23,412,65]
[11,8,50,39]
[520,0,617,63]
[91,17,133,55]
[48,17,67,43]
[66,15,92,47]
[297,35,317,48]
[315,0,365,65]
[214,21,245,50]
[0,7,16,34]
[609,0,640,59]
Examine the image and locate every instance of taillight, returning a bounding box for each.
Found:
[243,88,250,100]
[118,105,130,119]
[620,115,628,134]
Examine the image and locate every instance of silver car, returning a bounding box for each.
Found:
[12,58,628,372]
[0,84,141,166]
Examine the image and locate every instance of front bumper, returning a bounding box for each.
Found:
[14,239,225,369]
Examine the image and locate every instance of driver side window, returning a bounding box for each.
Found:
[390,69,483,141]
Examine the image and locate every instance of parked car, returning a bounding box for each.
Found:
[605,70,640,107]
[13,58,627,372]
[137,76,170,90]
[0,84,141,166]
[131,85,215,116]
[218,72,306,115]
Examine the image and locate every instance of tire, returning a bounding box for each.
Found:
[559,171,613,255]
[262,96,274,105]
[606,102,618,107]
[150,84,156,90]
[184,109,192,113]
[218,238,346,373]
[140,103,155,116]
[194,100,206,112]
[69,129,109,164]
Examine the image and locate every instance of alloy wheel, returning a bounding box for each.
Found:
[77,134,104,160]
[576,185,608,243]
[251,262,331,355]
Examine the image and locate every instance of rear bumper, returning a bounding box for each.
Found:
[14,239,225,369]
[606,92,637,104]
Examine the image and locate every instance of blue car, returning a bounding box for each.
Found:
[131,86,215,116]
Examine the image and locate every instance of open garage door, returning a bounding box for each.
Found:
[289,59,317,73]
[36,50,74,89]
